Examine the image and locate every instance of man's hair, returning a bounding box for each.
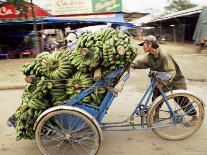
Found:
[151,42,159,49]
[146,41,159,49]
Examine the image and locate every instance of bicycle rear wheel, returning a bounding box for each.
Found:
[147,90,205,140]
[35,109,100,155]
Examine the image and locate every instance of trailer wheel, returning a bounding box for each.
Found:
[35,109,101,155]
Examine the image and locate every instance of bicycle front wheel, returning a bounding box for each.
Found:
[35,109,101,155]
[147,90,205,140]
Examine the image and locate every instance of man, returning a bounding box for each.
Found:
[130,35,198,124]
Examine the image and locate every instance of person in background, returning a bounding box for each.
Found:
[66,32,78,50]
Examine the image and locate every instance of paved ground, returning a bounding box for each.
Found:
[0,43,207,155]
[0,58,32,88]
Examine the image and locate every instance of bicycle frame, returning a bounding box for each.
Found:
[101,78,178,131]
[99,73,176,131]
[64,68,178,131]
[130,79,177,124]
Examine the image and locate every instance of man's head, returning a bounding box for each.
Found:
[139,35,159,53]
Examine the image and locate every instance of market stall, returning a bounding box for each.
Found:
[0,2,50,59]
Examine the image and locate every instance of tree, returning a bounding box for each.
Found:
[165,0,197,12]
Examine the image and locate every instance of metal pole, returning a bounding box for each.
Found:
[30,0,41,54]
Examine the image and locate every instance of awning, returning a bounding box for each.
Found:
[0,12,135,27]
[0,3,50,22]
[43,13,135,27]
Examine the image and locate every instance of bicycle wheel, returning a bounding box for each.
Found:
[35,109,101,155]
[147,90,205,140]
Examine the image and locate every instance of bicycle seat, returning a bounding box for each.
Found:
[155,72,172,82]
[149,71,172,82]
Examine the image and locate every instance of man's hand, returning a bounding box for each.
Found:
[156,81,164,90]
[130,63,135,69]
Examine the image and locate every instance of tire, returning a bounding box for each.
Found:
[147,90,205,140]
[35,109,101,155]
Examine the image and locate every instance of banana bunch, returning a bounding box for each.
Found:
[15,104,43,140]
[21,61,36,76]
[70,33,101,71]
[15,98,47,140]
[90,87,107,105]
[99,29,137,73]
[49,81,68,106]
[96,28,117,43]
[21,52,50,76]
[66,72,93,97]
[22,79,51,103]
[67,49,99,72]
[41,51,73,80]
[15,79,52,140]
[76,33,96,49]
[32,52,50,76]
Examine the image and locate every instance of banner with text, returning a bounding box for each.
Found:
[32,0,122,16]
[92,0,122,13]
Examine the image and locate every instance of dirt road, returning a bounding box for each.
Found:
[0,43,207,155]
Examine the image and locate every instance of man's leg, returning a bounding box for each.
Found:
[152,88,161,121]
[152,87,171,121]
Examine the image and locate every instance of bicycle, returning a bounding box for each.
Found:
[8,68,205,155]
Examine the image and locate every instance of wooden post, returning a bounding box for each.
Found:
[173,27,176,43]
[182,19,186,45]
[160,22,162,37]
[30,0,41,54]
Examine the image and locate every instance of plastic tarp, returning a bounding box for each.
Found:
[43,13,135,27]
[0,13,135,27]
[193,7,207,43]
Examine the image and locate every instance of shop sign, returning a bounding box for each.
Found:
[0,5,16,18]
[51,0,92,15]
[32,0,122,16]
[0,4,49,19]
[92,0,122,13]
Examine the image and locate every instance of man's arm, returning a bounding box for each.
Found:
[163,55,176,79]
[132,54,149,69]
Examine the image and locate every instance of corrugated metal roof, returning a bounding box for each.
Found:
[146,6,203,24]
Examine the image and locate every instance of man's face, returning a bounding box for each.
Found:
[143,42,150,52]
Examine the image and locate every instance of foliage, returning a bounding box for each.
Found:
[165,0,197,12]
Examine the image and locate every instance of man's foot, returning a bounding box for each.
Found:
[153,111,159,122]
[188,116,199,127]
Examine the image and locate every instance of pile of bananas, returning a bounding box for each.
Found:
[15,28,138,140]
[16,80,50,140]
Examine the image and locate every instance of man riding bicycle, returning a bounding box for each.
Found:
[130,35,198,125]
